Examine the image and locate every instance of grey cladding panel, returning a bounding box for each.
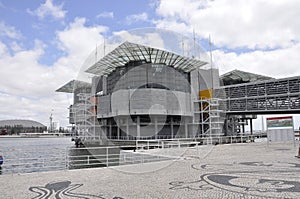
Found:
[106,63,190,93]
[102,88,192,117]
[97,95,111,116]
[91,76,103,94]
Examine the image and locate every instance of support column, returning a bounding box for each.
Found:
[117,118,120,140]
[126,117,129,140]
[137,116,140,139]
[250,119,253,135]
[225,116,229,136]
[109,122,112,139]
[171,117,174,139]
[155,117,158,139]
[242,119,245,134]
[185,117,188,138]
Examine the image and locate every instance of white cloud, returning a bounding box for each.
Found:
[112,30,165,50]
[27,0,67,20]
[153,0,300,79]
[0,18,108,126]
[96,11,114,19]
[0,40,72,126]
[0,92,71,127]
[156,0,206,19]
[56,18,107,59]
[214,43,300,78]
[55,17,108,81]
[0,40,52,97]
[153,19,191,35]
[126,12,148,25]
[155,0,300,49]
[0,20,22,39]
[0,41,8,55]
[10,41,23,52]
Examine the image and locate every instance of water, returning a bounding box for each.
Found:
[0,137,180,175]
[0,137,73,175]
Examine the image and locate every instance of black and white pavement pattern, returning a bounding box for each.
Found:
[0,142,299,199]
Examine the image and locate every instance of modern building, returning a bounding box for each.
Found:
[57,41,222,145]
[57,36,300,146]
[0,119,47,135]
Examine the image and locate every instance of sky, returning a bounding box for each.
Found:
[1,0,300,129]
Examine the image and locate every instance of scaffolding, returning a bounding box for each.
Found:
[73,93,102,143]
[194,98,224,142]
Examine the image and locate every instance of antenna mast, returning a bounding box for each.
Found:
[193,29,196,58]
[103,38,106,57]
[95,44,97,64]
[182,37,185,56]
[209,35,214,98]
[49,111,53,133]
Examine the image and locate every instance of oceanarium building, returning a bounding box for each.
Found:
[57,37,222,145]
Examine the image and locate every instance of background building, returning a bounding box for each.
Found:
[0,120,47,135]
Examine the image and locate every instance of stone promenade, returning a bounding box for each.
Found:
[0,142,299,198]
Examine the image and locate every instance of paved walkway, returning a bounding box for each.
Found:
[1,142,300,198]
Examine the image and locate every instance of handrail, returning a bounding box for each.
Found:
[0,135,269,175]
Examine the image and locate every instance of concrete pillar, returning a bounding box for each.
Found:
[185,117,188,138]
[109,123,112,139]
[126,117,129,140]
[155,117,158,139]
[117,118,120,140]
[137,116,140,139]
[225,116,229,136]
[242,119,245,134]
[171,117,174,139]
[250,119,253,135]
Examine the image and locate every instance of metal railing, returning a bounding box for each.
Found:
[0,134,268,175]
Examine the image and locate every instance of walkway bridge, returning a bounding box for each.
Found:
[210,75,300,135]
[219,75,300,115]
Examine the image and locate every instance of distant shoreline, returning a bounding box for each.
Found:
[0,134,70,138]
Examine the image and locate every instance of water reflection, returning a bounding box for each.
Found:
[0,137,126,174]
[0,137,73,174]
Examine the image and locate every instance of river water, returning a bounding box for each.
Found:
[0,137,175,175]
[0,137,74,175]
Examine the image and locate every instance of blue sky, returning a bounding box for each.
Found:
[1,0,300,128]
[0,0,156,66]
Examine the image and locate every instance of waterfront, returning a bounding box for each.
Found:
[0,142,299,198]
[0,137,73,174]
[0,135,270,175]
[0,136,177,175]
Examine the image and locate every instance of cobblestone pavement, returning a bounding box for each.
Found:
[0,142,299,198]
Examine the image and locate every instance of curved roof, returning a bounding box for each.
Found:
[220,69,274,86]
[85,41,208,76]
[0,120,46,127]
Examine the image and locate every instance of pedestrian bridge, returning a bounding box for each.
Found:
[219,75,300,115]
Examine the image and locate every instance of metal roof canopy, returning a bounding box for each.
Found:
[220,69,274,86]
[56,80,91,93]
[85,41,208,75]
